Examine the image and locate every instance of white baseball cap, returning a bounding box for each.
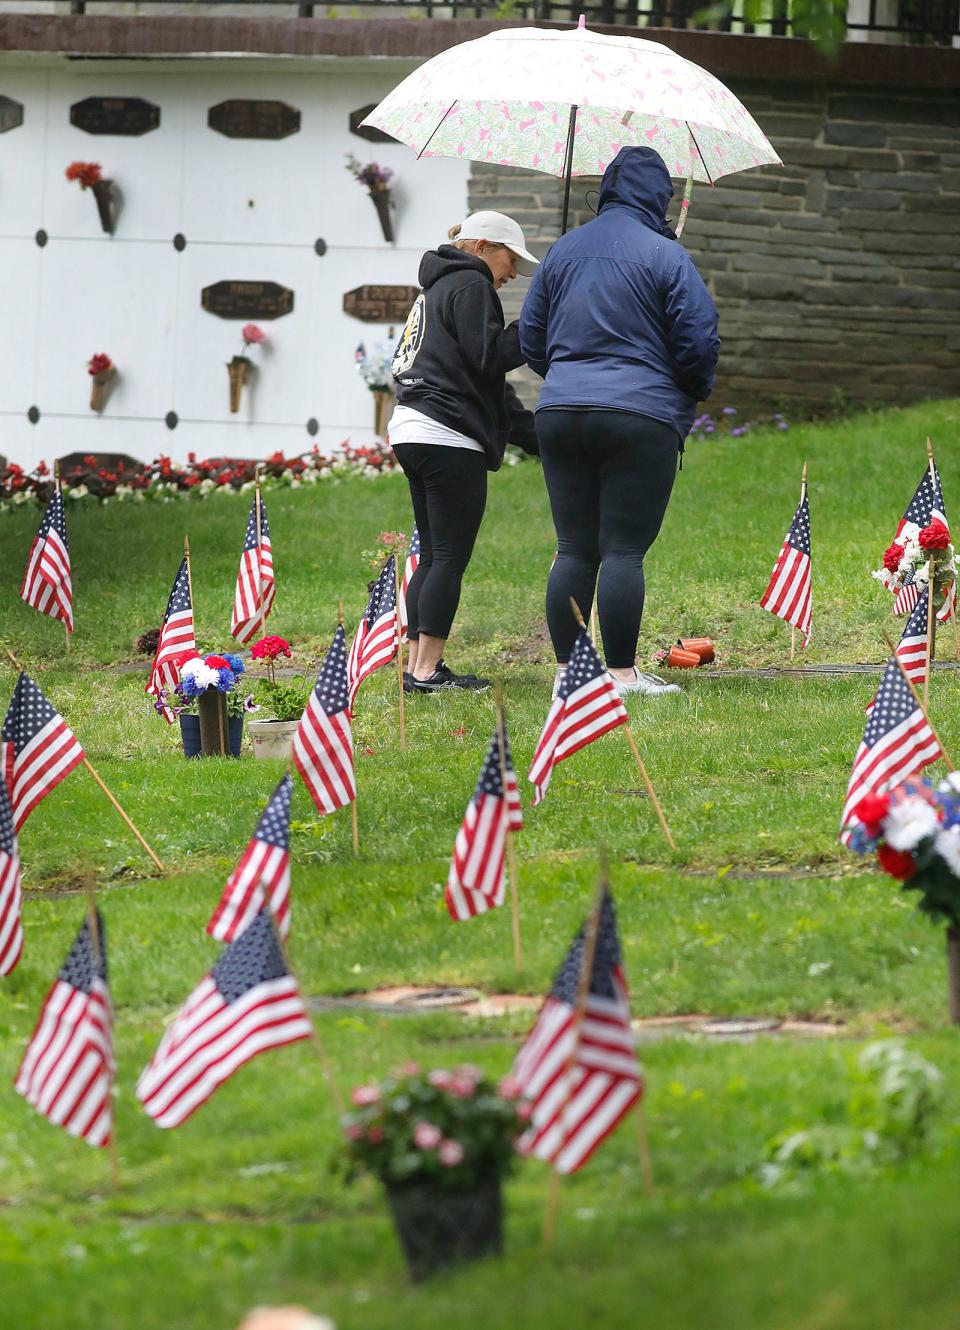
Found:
[456,211,539,275]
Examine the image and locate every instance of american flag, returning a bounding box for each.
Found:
[839,652,942,844]
[0,776,23,977]
[894,569,920,618]
[866,594,929,715]
[2,672,85,832]
[207,774,292,943]
[528,629,628,806]
[347,556,398,711]
[398,527,421,644]
[146,558,196,724]
[760,493,811,646]
[137,909,312,1130]
[446,725,524,922]
[292,626,355,816]
[14,910,114,1148]
[231,496,275,645]
[513,886,643,1174]
[20,488,73,633]
[892,462,953,623]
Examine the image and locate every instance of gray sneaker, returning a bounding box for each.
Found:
[612,668,680,698]
[551,666,566,700]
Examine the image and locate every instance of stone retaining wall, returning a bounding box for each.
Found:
[470,80,960,417]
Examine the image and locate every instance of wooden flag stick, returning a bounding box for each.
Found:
[183,533,194,610]
[55,466,70,653]
[925,438,960,663]
[925,559,935,710]
[339,600,360,859]
[392,555,406,750]
[590,601,599,652]
[267,909,343,1115]
[883,630,955,770]
[494,682,522,972]
[635,1097,655,1197]
[255,470,267,644]
[85,885,121,1189]
[543,872,607,1252]
[622,727,676,852]
[2,647,164,871]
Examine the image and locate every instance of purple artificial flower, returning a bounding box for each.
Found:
[722,406,737,416]
[243,693,260,713]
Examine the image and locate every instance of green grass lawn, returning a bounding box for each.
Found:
[2,399,960,1330]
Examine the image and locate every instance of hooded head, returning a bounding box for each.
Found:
[597,147,675,235]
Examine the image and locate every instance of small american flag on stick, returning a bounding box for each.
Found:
[207,774,292,943]
[398,526,421,644]
[0,776,23,977]
[866,595,929,715]
[20,487,73,633]
[446,724,523,922]
[293,626,355,817]
[890,456,953,624]
[760,487,811,647]
[2,672,85,831]
[231,494,275,645]
[137,909,312,1129]
[15,909,114,1148]
[839,652,942,844]
[347,556,398,711]
[513,884,643,1175]
[146,557,196,724]
[528,628,628,806]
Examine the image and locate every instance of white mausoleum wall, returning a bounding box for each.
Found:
[0,58,470,471]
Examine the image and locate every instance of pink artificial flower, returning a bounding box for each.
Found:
[367,1125,384,1144]
[439,1139,465,1167]
[427,1069,455,1090]
[497,1076,523,1101]
[413,1122,442,1150]
[396,1061,421,1077]
[242,323,266,346]
[345,1122,365,1141]
[351,1084,381,1107]
[448,1076,476,1099]
[517,1102,534,1122]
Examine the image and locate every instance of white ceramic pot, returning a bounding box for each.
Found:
[248,718,298,761]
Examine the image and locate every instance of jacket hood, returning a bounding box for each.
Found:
[598,147,674,233]
[418,244,493,290]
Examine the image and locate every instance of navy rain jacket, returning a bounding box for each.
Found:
[519,147,720,439]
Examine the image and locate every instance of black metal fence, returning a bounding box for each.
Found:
[59,0,960,46]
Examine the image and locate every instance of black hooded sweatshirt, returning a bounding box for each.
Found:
[392,245,538,472]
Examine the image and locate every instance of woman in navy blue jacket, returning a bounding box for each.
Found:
[520,146,720,697]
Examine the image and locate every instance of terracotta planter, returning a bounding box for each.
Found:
[91,178,116,234]
[664,646,701,669]
[248,718,298,761]
[89,370,114,413]
[386,1177,502,1282]
[372,387,394,438]
[370,186,394,243]
[677,637,715,664]
[227,357,249,413]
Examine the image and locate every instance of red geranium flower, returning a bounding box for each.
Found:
[882,542,904,573]
[919,519,951,551]
[878,843,916,880]
[251,635,291,661]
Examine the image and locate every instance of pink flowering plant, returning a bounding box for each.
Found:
[342,1064,529,1190]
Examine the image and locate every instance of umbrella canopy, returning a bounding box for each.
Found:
[362,22,781,186]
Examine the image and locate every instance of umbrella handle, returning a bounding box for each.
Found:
[674,176,693,239]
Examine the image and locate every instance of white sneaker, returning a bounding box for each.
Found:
[611,668,680,697]
[551,666,566,700]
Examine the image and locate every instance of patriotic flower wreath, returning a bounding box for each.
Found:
[845,774,960,928]
[343,1064,529,1191]
[155,650,257,720]
[873,519,957,611]
[354,342,394,392]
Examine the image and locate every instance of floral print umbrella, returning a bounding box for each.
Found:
[362,20,781,231]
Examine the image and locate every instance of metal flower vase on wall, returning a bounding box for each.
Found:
[369,183,395,243]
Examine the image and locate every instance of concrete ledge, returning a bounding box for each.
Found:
[0,14,957,87]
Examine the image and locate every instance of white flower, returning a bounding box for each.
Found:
[69,484,89,499]
[884,796,939,851]
[900,521,920,545]
[302,469,318,484]
[914,563,930,588]
[180,660,220,691]
[872,569,892,587]
[938,772,960,796]
[935,828,960,876]
[199,478,216,495]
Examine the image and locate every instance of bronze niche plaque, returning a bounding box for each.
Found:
[70,97,160,136]
[0,96,23,134]
[208,100,301,141]
[343,285,420,324]
[349,104,399,146]
[201,280,294,321]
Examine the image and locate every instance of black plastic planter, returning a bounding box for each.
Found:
[386,1178,502,1282]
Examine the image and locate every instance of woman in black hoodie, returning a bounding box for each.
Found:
[389,211,539,693]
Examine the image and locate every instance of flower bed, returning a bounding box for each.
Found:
[0,442,399,514]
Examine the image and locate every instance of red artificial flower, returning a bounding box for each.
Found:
[65,161,103,190]
[170,649,200,669]
[241,323,266,345]
[852,791,891,834]
[83,454,98,467]
[251,635,291,661]
[878,843,916,881]
[919,519,951,551]
[882,542,904,573]
[88,353,113,377]
[204,655,230,669]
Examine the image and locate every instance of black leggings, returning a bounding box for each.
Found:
[392,443,488,642]
[536,408,679,668]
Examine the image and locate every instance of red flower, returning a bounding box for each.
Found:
[882,542,904,573]
[65,161,102,190]
[878,843,916,881]
[170,649,200,669]
[919,519,951,551]
[204,655,230,669]
[83,455,98,467]
[251,635,291,661]
[852,791,890,834]
[88,353,113,377]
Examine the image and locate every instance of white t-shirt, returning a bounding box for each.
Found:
[387,404,484,454]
